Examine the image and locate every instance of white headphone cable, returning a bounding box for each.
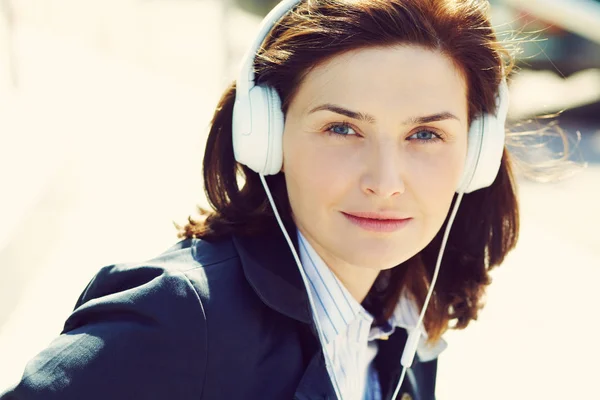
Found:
[259,173,345,400]
[390,191,465,400]
[260,172,465,400]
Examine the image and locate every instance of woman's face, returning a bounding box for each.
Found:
[282,45,469,274]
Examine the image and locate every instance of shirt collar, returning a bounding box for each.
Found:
[297,228,447,361]
[379,290,448,362]
[297,229,365,344]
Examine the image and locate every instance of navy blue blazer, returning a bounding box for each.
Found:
[0,229,438,400]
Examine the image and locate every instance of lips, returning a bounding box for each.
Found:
[343,211,411,220]
[341,212,412,233]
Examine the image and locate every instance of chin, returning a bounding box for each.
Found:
[343,248,414,271]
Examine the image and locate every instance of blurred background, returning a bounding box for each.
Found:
[0,0,598,398]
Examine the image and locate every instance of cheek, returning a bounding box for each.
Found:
[283,134,352,216]
[409,146,466,217]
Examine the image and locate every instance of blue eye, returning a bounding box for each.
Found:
[408,129,442,143]
[325,122,357,137]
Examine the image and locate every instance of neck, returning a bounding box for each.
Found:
[298,229,379,303]
[328,263,380,303]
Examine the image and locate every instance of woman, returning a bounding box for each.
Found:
[1,0,520,399]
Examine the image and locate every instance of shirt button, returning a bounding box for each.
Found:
[401,393,413,400]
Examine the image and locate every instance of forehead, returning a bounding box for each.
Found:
[290,45,468,121]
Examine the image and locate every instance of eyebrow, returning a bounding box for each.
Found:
[308,103,461,125]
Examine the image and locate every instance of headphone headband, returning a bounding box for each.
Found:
[237,0,302,96]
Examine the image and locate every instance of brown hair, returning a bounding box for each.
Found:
[178,0,520,343]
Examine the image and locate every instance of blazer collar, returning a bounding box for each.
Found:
[293,349,337,400]
[231,227,431,400]
[232,226,313,324]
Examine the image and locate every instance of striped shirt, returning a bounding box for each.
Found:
[297,229,447,400]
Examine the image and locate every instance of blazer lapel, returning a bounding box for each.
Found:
[233,227,340,399]
[232,225,313,324]
[293,349,338,400]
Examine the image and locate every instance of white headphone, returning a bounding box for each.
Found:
[232,0,509,194]
[231,1,509,399]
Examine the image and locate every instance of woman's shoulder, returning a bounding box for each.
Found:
[72,236,235,304]
[0,235,248,400]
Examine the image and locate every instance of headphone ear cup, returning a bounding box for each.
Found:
[456,78,509,193]
[457,116,484,193]
[232,85,284,175]
[264,85,285,174]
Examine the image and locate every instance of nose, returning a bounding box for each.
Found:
[360,141,406,198]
